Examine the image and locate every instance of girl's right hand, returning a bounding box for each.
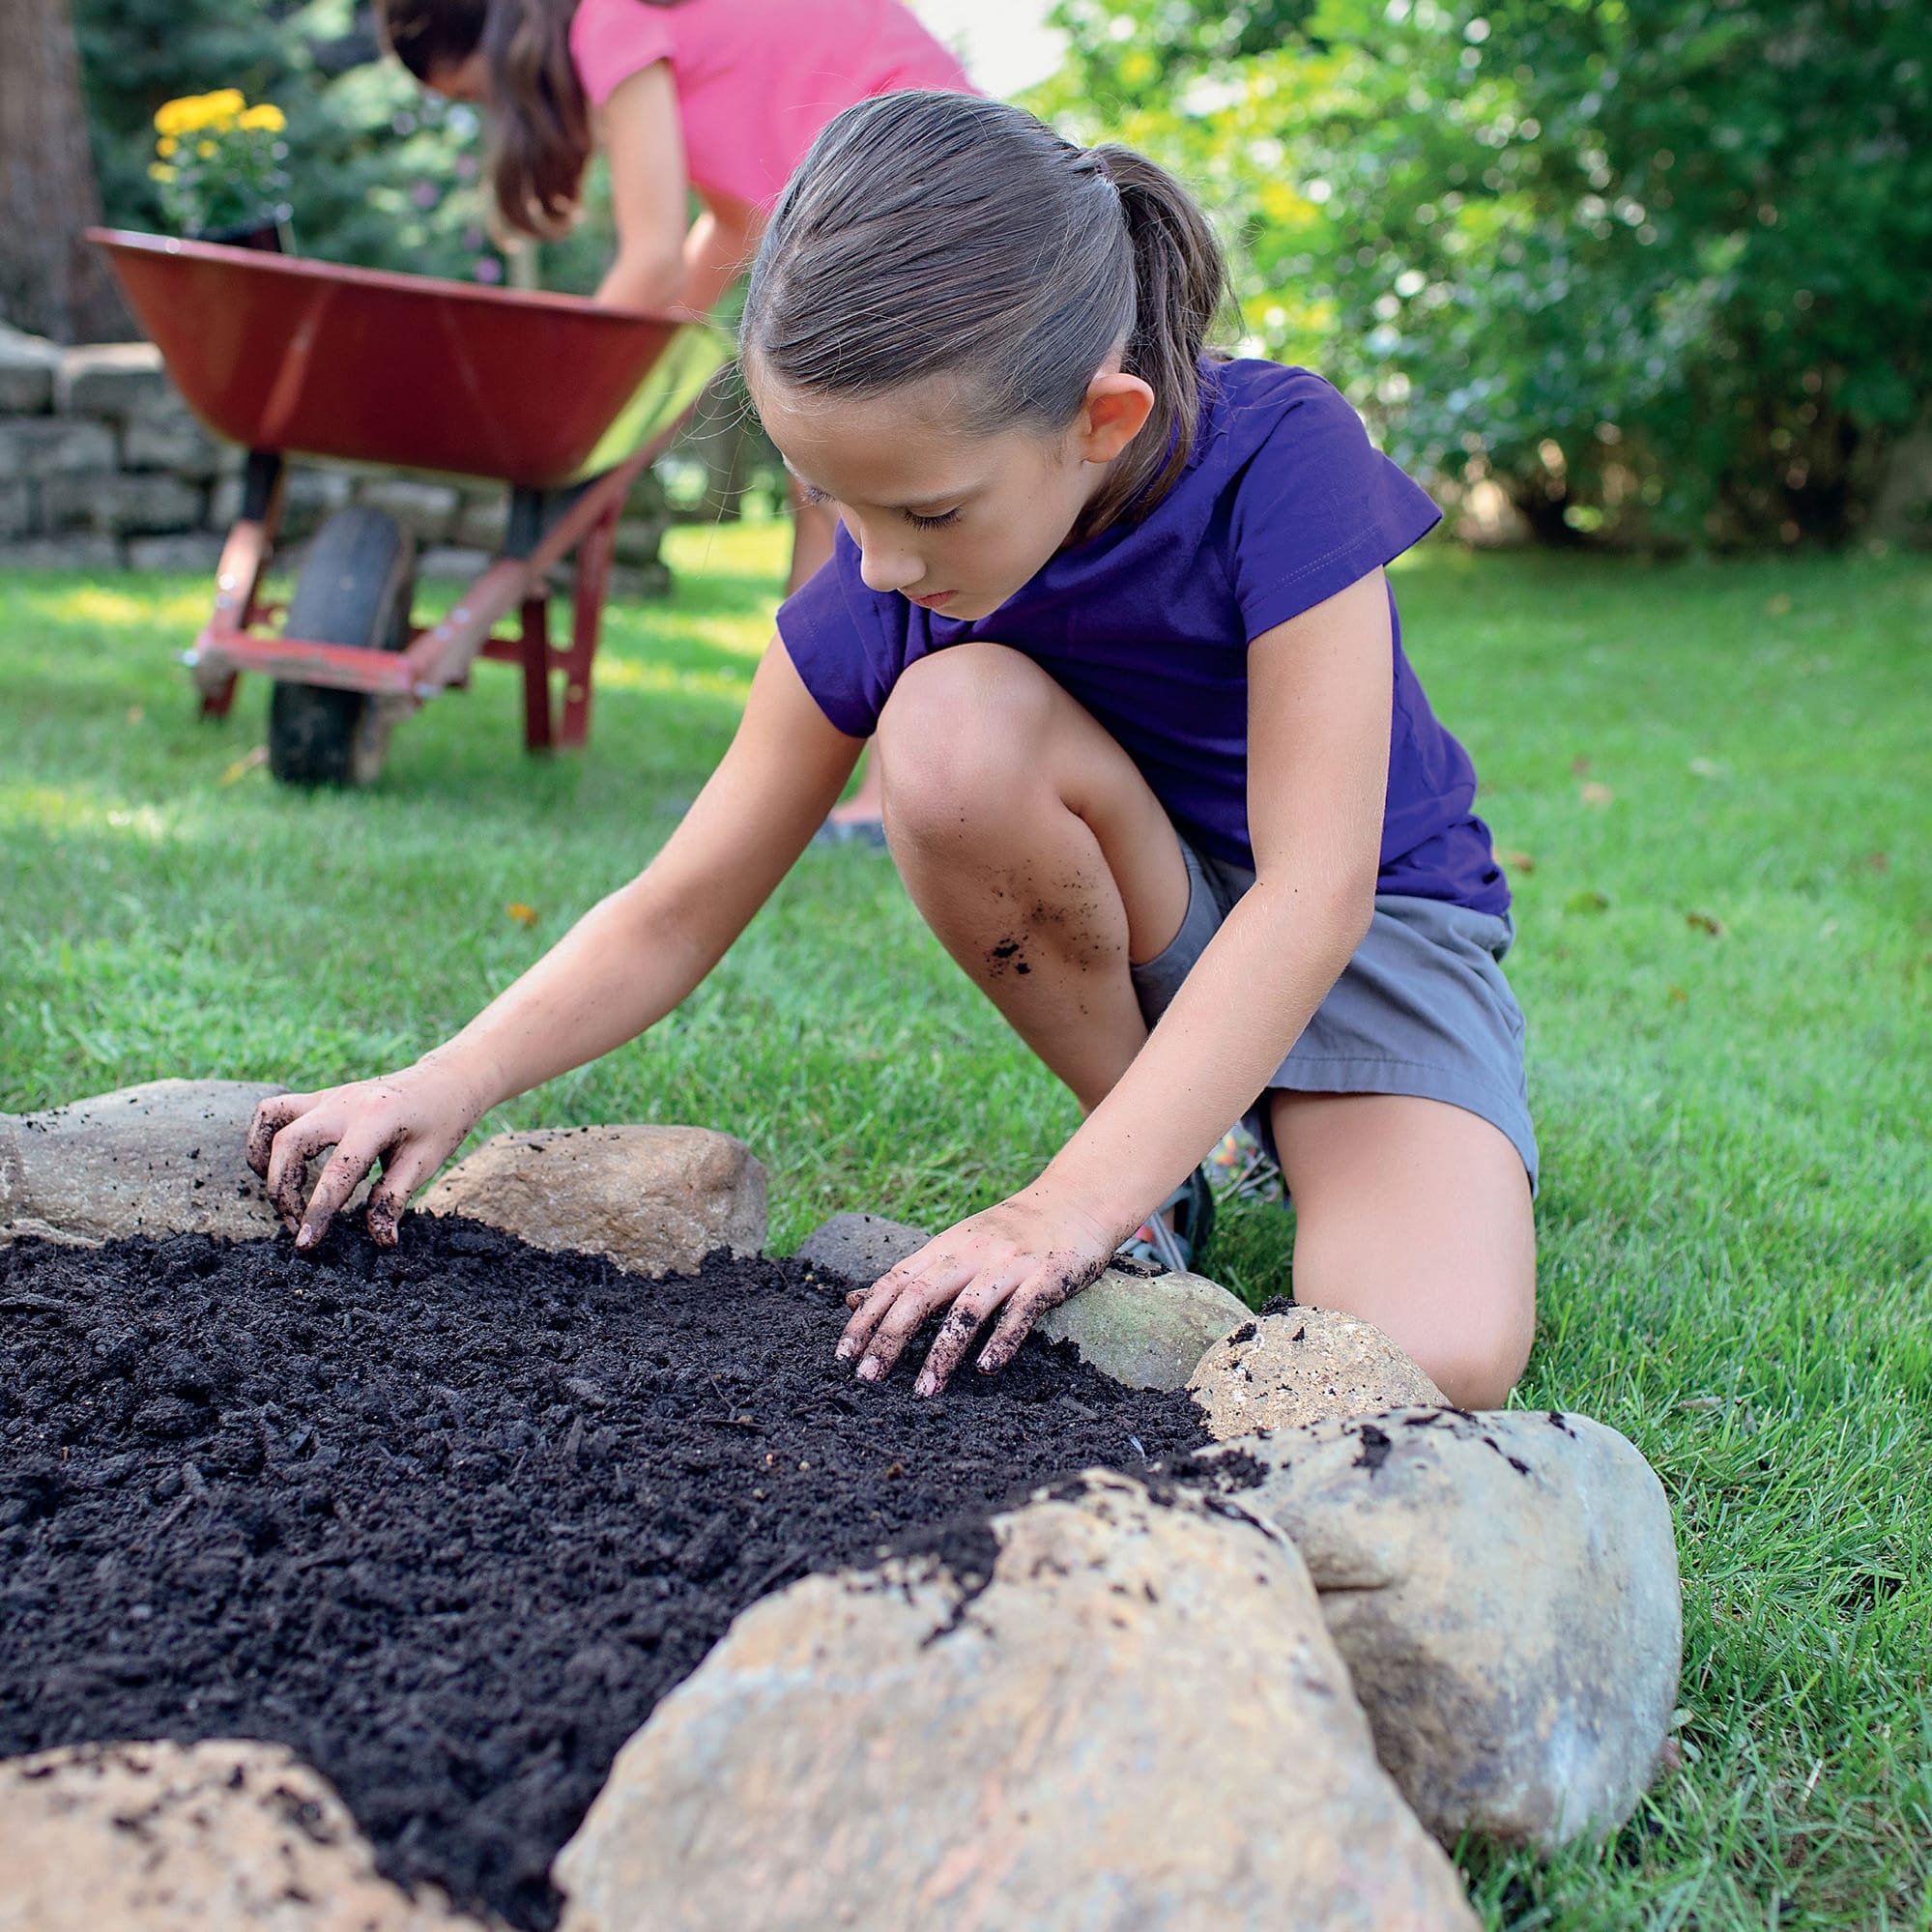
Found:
[245,1053,498,1251]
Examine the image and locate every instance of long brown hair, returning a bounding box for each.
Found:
[741,93,1231,534]
[375,0,690,239]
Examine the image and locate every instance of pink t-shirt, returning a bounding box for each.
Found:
[569,0,974,214]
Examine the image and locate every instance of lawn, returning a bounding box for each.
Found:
[2,526,1927,1928]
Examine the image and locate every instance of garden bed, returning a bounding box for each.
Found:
[0,1218,1209,1930]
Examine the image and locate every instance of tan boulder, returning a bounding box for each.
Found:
[1189,1306,1446,1439]
[793,1213,1254,1393]
[554,1470,1479,1932]
[1220,1407,1682,1848]
[0,1739,493,1931]
[1034,1264,1252,1390]
[419,1124,765,1278]
[0,1079,287,1248]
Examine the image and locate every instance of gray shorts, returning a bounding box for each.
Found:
[1130,836,1538,1192]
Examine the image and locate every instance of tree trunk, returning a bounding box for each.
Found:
[0,0,130,341]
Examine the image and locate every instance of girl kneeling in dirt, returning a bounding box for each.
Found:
[250,93,1538,1410]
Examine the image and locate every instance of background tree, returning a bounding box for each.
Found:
[0,0,130,339]
[1037,0,1932,548]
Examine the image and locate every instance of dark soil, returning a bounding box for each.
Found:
[0,1217,1209,1930]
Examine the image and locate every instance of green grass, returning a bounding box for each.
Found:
[3,529,1928,1927]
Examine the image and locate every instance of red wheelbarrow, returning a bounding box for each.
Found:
[89,229,725,785]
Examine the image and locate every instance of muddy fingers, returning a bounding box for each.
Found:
[295,1131,391,1249]
[914,1271,1029,1397]
[361,1136,448,1248]
[266,1119,340,1233]
[975,1252,1110,1375]
[245,1094,309,1178]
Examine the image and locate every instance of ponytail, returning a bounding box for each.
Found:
[481,0,590,237]
[743,94,1231,536]
[376,0,691,241]
[1082,144,1231,532]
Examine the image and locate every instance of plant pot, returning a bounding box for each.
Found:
[192,213,293,254]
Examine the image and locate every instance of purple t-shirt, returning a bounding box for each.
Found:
[778,358,1508,915]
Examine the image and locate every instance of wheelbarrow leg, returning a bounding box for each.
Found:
[519,592,554,753]
[559,499,619,750]
[200,448,285,719]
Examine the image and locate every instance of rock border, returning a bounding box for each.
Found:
[2,1087,1684,1930]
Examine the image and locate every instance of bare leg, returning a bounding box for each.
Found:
[1270,1090,1537,1408]
[827,747,885,828]
[875,643,1190,1111]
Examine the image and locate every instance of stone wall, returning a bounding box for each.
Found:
[0,323,670,594]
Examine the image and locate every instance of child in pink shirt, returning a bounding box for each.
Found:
[377,0,973,606]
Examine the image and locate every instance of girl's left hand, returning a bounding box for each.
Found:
[836,1191,1118,1397]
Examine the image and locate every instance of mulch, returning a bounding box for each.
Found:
[0,1216,1209,1929]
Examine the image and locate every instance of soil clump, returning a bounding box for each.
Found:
[1,1217,1209,1930]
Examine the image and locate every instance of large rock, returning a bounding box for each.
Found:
[355,476,459,542]
[1035,1264,1250,1390]
[555,1470,1479,1932]
[0,534,121,572]
[420,1125,765,1279]
[58,340,169,417]
[0,1079,287,1248]
[41,472,206,537]
[0,1739,490,1931]
[0,322,60,413]
[794,1213,1251,1390]
[1189,1307,1446,1439]
[793,1208,931,1286]
[0,417,116,477]
[123,392,230,477]
[1220,1407,1682,1849]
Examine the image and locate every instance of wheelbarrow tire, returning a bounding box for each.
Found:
[269,507,417,788]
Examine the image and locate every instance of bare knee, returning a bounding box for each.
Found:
[1295,1261,1534,1411]
[1275,1093,1537,1411]
[1413,1293,1535,1411]
[874,645,1053,847]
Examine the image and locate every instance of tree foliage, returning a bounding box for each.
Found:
[1036,0,1931,547]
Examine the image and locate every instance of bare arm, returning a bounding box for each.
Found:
[673,199,762,316]
[1040,567,1391,1233]
[592,60,760,316]
[250,640,860,1244]
[845,569,1393,1393]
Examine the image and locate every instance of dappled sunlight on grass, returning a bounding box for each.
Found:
[661,517,791,585]
[591,655,756,702]
[0,782,178,845]
[13,582,210,632]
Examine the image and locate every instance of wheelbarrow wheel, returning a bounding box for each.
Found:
[269,507,417,788]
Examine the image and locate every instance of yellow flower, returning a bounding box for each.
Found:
[239,102,286,133]
[197,139,219,159]
[148,162,177,183]
[157,134,178,157]
[155,88,245,137]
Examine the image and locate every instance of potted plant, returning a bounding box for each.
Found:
[150,90,292,252]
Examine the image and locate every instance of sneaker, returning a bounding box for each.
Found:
[1117,1165,1216,1274]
